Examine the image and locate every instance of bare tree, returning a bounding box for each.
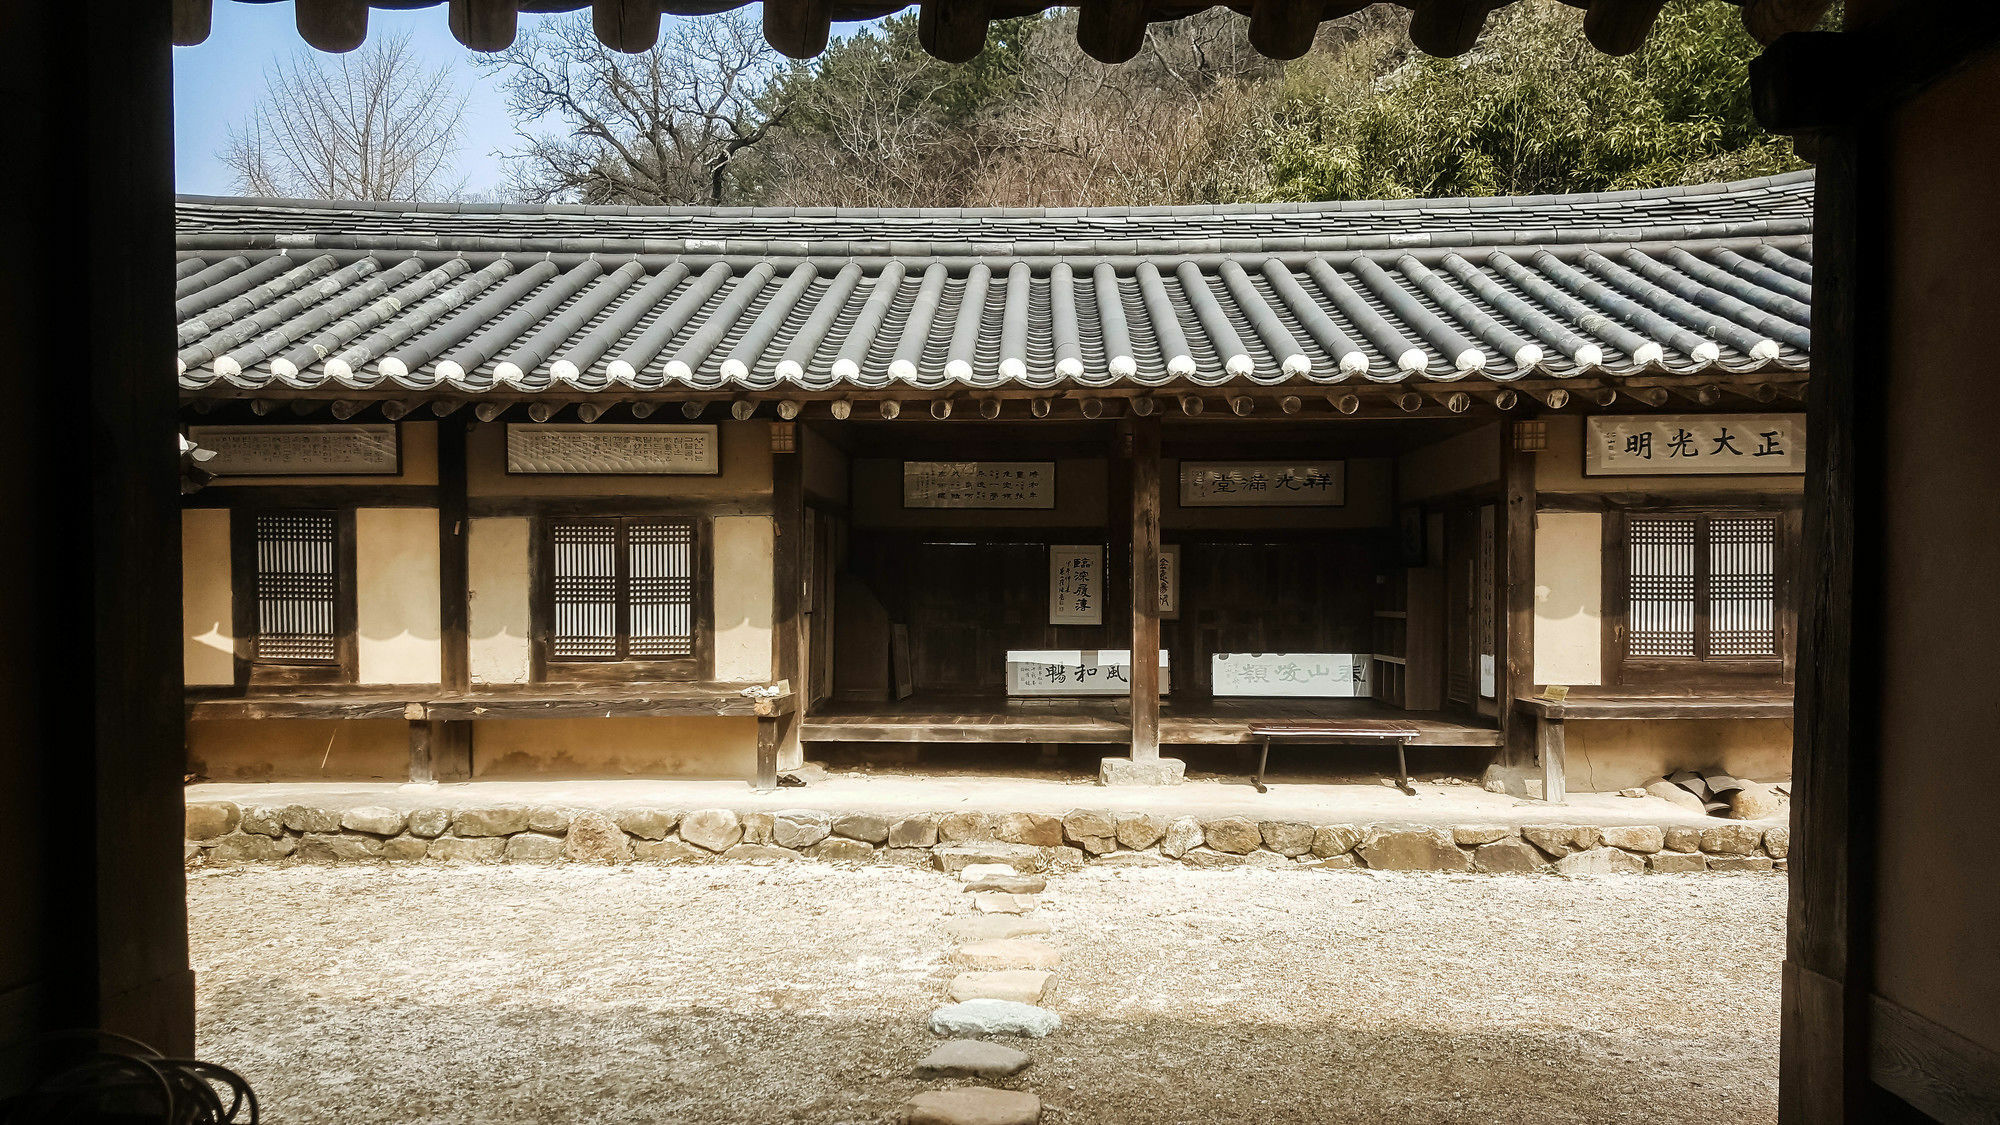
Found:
[221,33,470,201]
[479,11,786,206]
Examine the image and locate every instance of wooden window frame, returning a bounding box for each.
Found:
[229,507,358,688]
[532,514,713,685]
[1603,502,1800,690]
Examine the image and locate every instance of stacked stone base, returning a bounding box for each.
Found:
[185,802,1788,874]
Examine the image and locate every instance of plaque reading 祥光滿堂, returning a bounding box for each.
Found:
[1584,414,1805,476]
[1180,461,1345,506]
[903,461,1055,509]
[506,424,718,475]
[187,424,400,476]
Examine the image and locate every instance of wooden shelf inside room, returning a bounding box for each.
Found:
[1371,566,1444,711]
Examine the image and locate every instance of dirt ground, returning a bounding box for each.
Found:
[189,863,1783,1125]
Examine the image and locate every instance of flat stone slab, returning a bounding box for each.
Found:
[974,892,1038,914]
[945,916,1053,942]
[963,873,1047,894]
[901,1087,1042,1125]
[958,863,1021,883]
[929,999,1062,1039]
[954,939,1062,970]
[950,970,1052,1004]
[913,1039,1034,1080]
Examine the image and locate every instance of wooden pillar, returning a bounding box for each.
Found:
[1495,423,1538,793]
[1777,100,1878,1125]
[1537,713,1566,806]
[771,423,805,774]
[1,2,194,1061]
[438,416,469,694]
[1128,416,1162,763]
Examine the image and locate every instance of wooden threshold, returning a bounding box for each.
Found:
[1514,692,1795,721]
[802,696,1501,748]
[187,682,796,722]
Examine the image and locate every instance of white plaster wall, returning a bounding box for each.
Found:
[355,507,441,685]
[1534,510,1603,687]
[467,516,532,684]
[712,515,774,682]
[182,508,235,686]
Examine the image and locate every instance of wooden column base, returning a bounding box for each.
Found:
[408,719,472,784]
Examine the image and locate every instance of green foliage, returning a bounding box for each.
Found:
[1258,0,1802,202]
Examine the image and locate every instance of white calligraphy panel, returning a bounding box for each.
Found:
[507,424,718,474]
[903,461,1055,509]
[1007,650,1171,696]
[1211,653,1371,698]
[188,424,399,476]
[1049,545,1103,625]
[1585,414,1805,476]
[1180,461,1345,506]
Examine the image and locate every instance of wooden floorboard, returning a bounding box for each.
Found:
[803,696,1501,747]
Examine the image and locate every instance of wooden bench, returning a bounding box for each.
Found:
[1247,721,1423,795]
[188,683,797,789]
[1512,693,1794,804]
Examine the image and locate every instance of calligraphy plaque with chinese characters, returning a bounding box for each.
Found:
[507,424,718,475]
[1585,414,1805,476]
[1180,461,1345,506]
[902,461,1055,508]
[1048,545,1104,625]
[188,424,400,476]
[1211,653,1371,698]
[1158,545,1180,621]
[1007,650,1171,696]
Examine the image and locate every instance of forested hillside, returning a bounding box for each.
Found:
[477,0,1806,208]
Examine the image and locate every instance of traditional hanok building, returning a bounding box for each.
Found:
[176,171,1811,798]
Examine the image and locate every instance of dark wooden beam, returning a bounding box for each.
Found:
[1495,419,1538,795]
[772,425,806,774]
[438,416,470,695]
[1128,415,1163,764]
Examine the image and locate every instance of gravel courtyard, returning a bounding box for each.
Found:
[190,864,1784,1124]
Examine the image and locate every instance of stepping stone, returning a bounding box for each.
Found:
[945,916,1052,942]
[913,1039,1034,1079]
[958,862,1021,883]
[930,999,1062,1038]
[901,1087,1042,1125]
[950,970,1051,1004]
[974,892,1038,914]
[954,939,1061,970]
[962,873,1046,894]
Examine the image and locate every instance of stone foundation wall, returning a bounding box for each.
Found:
[184,802,1788,875]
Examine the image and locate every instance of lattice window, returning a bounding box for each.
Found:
[1620,509,1784,672]
[549,518,698,666]
[253,511,337,664]
[1708,516,1778,657]
[1627,516,1699,658]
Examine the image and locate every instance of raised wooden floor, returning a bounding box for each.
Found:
[802,696,1501,748]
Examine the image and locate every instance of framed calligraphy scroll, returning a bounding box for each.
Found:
[903,461,1055,509]
[1179,461,1345,506]
[187,424,400,476]
[1049,544,1103,625]
[506,424,719,474]
[1158,544,1180,621]
[1584,414,1805,476]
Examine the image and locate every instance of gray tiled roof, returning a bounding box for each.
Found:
[175,172,1812,396]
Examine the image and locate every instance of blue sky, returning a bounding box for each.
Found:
[173,3,553,197]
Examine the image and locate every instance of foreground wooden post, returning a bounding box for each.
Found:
[770,423,806,776]
[1104,416,1181,784]
[1493,422,1539,797]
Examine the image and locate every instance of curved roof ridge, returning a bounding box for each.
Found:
[175,170,1813,222]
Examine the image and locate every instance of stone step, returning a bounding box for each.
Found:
[929,999,1062,1038]
[935,843,1047,875]
[900,1087,1042,1125]
[973,892,1038,915]
[912,1039,1034,1079]
[958,862,1021,883]
[944,915,1052,942]
[963,873,1047,894]
[954,939,1062,971]
[949,970,1052,1004]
